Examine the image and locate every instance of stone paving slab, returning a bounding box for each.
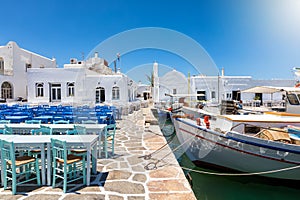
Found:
[0,107,196,199]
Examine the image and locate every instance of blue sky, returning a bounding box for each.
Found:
[1,0,300,82]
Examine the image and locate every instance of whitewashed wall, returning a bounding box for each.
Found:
[27,68,131,105]
[191,75,295,102]
[0,41,56,100]
[159,70,188,101]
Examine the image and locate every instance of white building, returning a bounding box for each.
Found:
[0,41,137,106]
[27,53,136,105]
[136,81,151,100]
[158,69,189,101]
[190,71,295,105]
[0,41,56,100]
[155,66,295,105]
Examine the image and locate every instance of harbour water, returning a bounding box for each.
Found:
[158,114,300,200]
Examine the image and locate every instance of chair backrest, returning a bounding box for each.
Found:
[82,120,97,124]
[25,120,42,124]
[4,125,13,135]
[0,140,16,167]
[105,124,116,136]
[51,138,67,164]
[0,120,11,124]
[53,120,70,124]
[74,125,86,135]
[31,125,52,135]
[65,125,86,135]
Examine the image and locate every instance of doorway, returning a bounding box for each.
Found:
[232,90,241,101]
[96,87,105,103]
[50,84,61,102]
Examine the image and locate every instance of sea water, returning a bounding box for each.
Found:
[158,114,300,200]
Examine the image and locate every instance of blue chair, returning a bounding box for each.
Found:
[67,125,89,162]
[0,120,11,124]
[25,120,42,124]
[51,138,86,193]
[0,120,11,134]
[65,125,86,135]
[53,120,70,124]
[99,124,116,158]
[81,120,97,124]
[29,125,52,157]
[0,140,41,194]
[3,125,13,135]
[31,125,53,135]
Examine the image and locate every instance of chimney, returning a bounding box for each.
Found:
[94,52,98,58]
[221,68,225,76]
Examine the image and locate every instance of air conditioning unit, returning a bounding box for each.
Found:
[70,58,77,64]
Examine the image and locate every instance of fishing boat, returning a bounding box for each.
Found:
[171,87,300,180]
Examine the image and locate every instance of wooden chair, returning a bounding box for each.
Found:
[25,120,42,124]
[99,124,116,158]
[0,140,41,195]
[0,120,11,124]
[81,120,97,124]
[65,125,96,172]
[31,125,53,135]
[0,120,11,134]
[66,125,88,158]
[53,120,70,134]
[29,125,52,157]
[65,125,86,135]
[51,138,86,193]
[53,120,70,124]
[3,125,13,135]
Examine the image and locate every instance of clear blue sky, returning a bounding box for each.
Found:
[1,0,300,82]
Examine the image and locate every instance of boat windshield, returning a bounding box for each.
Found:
[287,93,300,105]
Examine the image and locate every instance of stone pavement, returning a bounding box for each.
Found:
[0,107,196,200]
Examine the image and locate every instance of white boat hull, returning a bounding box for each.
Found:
[173,117,300,180]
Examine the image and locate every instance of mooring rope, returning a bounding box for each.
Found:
[138,130,176,161]
[143,134,196,170]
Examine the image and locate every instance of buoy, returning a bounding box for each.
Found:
[204,115,210,129]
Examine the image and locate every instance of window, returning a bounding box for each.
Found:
[226,93,232,99]
[173,89,177,95]
[287,93,299,105]
[211,91,216,99]
[25,63,32,72]
[112,86,120,100]
[0,57,4,74]
[67,82,75,97]
[1,81,13,99]
[36,83,44,97]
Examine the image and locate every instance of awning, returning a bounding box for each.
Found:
[242,86,300,94]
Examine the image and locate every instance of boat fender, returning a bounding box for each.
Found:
[204,115,210,129]
[196,118,201,126]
